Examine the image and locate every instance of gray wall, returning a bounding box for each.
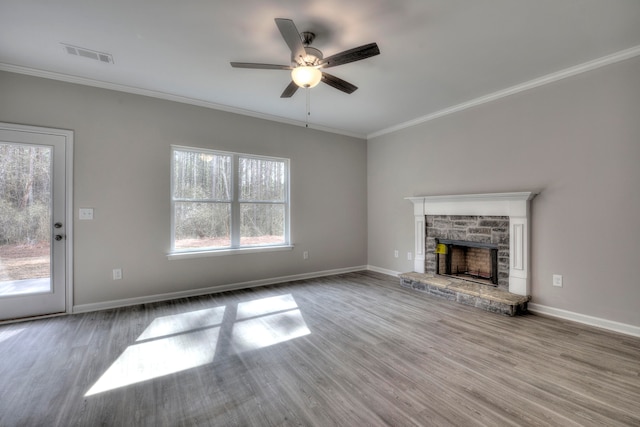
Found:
[0,71,368,306]
[3,53,639,329]
[368,56,640,327]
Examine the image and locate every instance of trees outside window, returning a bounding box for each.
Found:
[171,147,289,252]
[0,143,52,281]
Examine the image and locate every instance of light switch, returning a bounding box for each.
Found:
[79,208,94,220]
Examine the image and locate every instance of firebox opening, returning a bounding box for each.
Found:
[435,239,498,286]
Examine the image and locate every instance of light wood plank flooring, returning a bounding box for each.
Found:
[1,271,639,426]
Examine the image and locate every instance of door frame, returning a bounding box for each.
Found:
[0,122,73,318]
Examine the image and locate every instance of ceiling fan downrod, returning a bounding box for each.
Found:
[301,31,315,46]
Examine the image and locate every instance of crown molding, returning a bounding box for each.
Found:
[3,44,639,142]
[0,63,366,140]
[367,44,640,139]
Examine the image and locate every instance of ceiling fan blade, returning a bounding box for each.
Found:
[230,62,292,70]
[319,43,380,68]
[321,72,358,94]
[280,81,299,98]
[275,18,306,63]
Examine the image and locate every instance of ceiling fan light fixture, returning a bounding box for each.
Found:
[291,66,322,88]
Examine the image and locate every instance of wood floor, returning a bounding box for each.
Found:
[1,271,639,426]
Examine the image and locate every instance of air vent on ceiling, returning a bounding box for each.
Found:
[62,43,114,64]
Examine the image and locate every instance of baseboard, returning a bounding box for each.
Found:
[64,269,640,339]
[72,265,368,314]
[366,265,401,277]
[528,303,640,338]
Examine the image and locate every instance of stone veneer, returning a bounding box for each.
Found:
[399,272,530,316]
[426,215,510,291]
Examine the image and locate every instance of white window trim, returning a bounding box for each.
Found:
[167,244,294,260]
[169,145,290,258]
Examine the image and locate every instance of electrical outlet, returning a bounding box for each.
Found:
[552,274,563,287]
[113,268,122,280]
[303,251,309,260]
[394,250,399,258]
[407,252,412,261]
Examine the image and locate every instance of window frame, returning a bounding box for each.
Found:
[169,145,292,259]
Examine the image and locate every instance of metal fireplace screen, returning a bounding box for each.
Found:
[435,239,499,286]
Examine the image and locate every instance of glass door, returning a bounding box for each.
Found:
[0,123,71,321]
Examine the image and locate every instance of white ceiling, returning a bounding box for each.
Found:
[2,0,640,139]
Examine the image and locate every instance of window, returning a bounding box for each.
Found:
[171,146,289,255]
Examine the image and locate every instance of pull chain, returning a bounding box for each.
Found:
[305,88,310,128]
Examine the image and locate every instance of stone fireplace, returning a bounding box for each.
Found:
[406,192,535,296]
[428,215,509,290]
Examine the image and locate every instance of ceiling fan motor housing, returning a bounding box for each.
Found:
[294,46,323,66]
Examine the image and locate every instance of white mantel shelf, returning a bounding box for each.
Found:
[406,192,536,216]
[406,192,536,296]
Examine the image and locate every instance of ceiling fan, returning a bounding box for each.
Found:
[231,18,380,98]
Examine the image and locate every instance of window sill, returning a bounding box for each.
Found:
[167,245,294,260]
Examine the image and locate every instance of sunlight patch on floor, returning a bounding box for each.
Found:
[85,294,311,397]
[137,306,226,341]
[232,309,310,353]
[85,327,221,396]
[236,294,299,320]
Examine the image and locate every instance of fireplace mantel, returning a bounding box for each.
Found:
[406,192,536,295]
